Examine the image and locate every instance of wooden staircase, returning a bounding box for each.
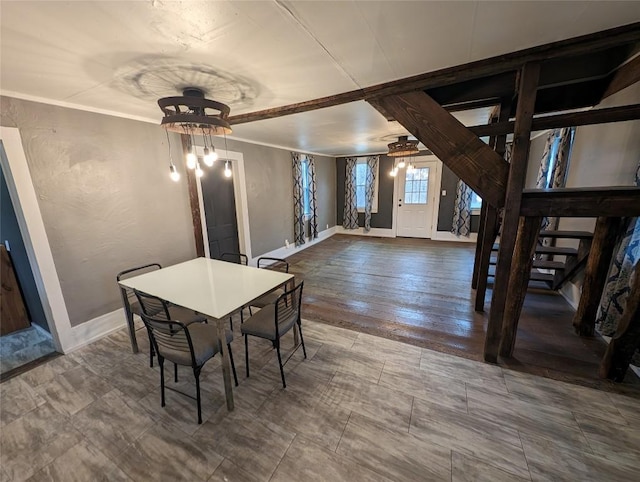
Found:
[488,230,593,291]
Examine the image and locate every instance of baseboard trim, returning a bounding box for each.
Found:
[432,231,478,243]
[67,309,126,353]
[559,282,580,311]
[252,226,337,264]
[335,226,396,238]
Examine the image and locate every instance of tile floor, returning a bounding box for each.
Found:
[0,325,56,375]
[1,318,640,481]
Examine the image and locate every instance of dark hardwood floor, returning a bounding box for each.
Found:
[287,234,640,393]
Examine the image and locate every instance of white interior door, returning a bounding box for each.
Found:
[396,160,438,238]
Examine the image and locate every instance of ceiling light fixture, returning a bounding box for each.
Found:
[158,87,232,181]
[388,136,419,177]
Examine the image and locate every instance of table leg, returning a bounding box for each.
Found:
[216,318,234,411]
[126,309,139,354]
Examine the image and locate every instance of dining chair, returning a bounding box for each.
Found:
[219,252,249,265]
[250,257,290,309]
[134,290,208,368]
[241,281,306,388]
[116,263,162,354]
[219,252,249,330]
[139,312,238,424]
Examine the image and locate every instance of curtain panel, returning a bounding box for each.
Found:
[536,128,574,236]
[364,156,379,232]
[307,155,319,241]
[343,158,359,229]
[291,152,306,246]
[597,161,640,366]
[451,179,473,237]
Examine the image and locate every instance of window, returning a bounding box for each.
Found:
[301,158,311,218]
[403,167,430,204]
[470,191,482,211]
[354,159,378,212]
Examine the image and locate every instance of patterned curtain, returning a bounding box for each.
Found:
[307,155,318,240]
[291,152,305,246]
[451,179,473,237]
[597,161,640,364]
[536,128,574,235]
[343,158,359,229]
[364,156,379,232]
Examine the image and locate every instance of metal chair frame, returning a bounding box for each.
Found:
[243,282,306,388]
[139,312,238,424]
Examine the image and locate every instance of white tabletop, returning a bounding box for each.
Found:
[118,258,293,320]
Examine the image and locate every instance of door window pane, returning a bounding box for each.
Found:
[404,167,429,204]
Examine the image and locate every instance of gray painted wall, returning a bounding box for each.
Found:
[0,96,338,327]
[436,165,480,233]
[221,138,336,257]
[1,96,198,327]
[336,155,395,229]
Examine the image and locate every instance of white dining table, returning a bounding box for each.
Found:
[118,257,293,411]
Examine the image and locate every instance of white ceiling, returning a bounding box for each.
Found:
[2,1,639,156]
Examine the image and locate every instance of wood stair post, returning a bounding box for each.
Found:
[499,216,543,357]
[474,204,499,312]
[573,216,624,336]
[484,63,540,362]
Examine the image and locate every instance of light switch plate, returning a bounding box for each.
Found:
[442,190,447,196]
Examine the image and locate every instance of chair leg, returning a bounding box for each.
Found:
[194,367,202,424]
[174,363,178,383]
[228,344,239,387]
[149,337,155,368]
[159,357,166,407]
[298,322,307,359]
[248,306,253,316]
[229,316,233,332]
[245,334,250,378]
[276,341,286,389]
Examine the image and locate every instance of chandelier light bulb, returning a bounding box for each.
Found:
[390,168,397,177]
[186,149,197,169]
[407,163,415,173]
[195,162,204,178]
[224,161,232,178]
[398,159,406,169]
[169,164,180,182]
[210,146,218,163]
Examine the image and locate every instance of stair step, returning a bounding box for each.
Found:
[492,243,578,256]
[488,268,554,284]
[539,230,593,239]
[489,258,565,270]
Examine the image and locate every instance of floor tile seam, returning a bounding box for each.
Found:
[266,432,298,482]
[451,448,533,482]
[570,410,598,456]
[516,430,535,481]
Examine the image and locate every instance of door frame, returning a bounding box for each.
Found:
[0,127,68,351]
[392,154,443,239]
[194,147,252,262]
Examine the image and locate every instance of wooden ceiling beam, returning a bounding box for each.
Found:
[468,104,640,137]
[228,22,640,126]
[602,54,640,99]
[373,91,509,208]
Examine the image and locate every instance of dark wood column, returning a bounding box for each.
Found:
[181,134,205,257]
[499,216,543,357]
[573,216,623,336]
[484,63,540,362]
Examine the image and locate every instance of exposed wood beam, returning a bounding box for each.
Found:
[500,216,543,357]
[602,54,640,99]
[468,104,640,137]
[520,187,640,217]
[373,91,509,208]
[573,217,624,337]
[181,134,205,257]
[228,22,640,125]
[484,62,541,363]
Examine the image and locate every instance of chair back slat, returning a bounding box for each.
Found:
[134,290,171,319]
[257,257,289,273]
[220,252,248,266]
[275,282,303,336]
[140,315,194,363]
[117,264,162,313]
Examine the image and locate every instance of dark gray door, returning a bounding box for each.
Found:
[200,162,240,259]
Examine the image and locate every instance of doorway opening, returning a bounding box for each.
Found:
[0,140,58,379]
[394,159,441,238]
[195,148,252,262]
